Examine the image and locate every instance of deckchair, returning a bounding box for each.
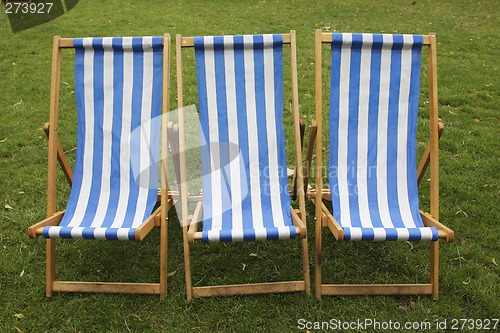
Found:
[28,34,173,298]
[175,31,310,301]
[311,30,453,300]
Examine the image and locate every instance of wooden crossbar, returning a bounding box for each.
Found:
[321,284,433,296]
[53,281,161,294]
[193,281,305,297]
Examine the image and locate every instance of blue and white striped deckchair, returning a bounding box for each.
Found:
[176,31,309,300]
[29,34,172,298]
[313,31,453,299]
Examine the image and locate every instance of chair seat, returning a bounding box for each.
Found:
[43,226,137,240]
[202,224,297,242]
[343,226,438,241]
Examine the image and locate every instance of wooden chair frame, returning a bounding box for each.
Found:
[28,34,174,299]
[176,31,310,301]
[311,30,454,300]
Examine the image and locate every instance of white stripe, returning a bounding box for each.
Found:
[93,228,107,240]
[396,35,418,228]
[337,33,352,226]
[263,34,287,233]
[376,34,394,228]
[110,37,133,228]
[91,37,114,228]
[116,228,131,240]
[243,35,264,230]
[132,37,154,227]
[70,227,84,239]
[356,34,373,228]
[231,229,244,241]
[205,36,223,234]
[224,36,244,232]
[68,38,95,228]
[397,228,409,240]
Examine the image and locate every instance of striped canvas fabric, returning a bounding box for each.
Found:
[194,34,296,242]
[43,36,163,240]
[328,33,438,241]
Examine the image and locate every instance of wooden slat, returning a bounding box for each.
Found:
[176,33,194,302]
[59,38,74,48]
[59,36,170,49]
[28,211,65,238]
[290,30,305,207]
[417,122,444,186]
[427,33,440,301]
[291,118,306,200]
[180,33,291,48]
[168,192,203,202]
[43,122,73,186]
[314,29,324,300]
[193,281,305,297]
[303,119,317,195]
[46,35,62,298]
[187,201,203,244]
[321,284,432,296]
[320,32,431,45]
[160,35,170,299]
[53,281,160,294]
[306,188,331,201]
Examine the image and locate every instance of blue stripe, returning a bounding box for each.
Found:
[346,33,362,228]
[213,36,233,233]
[367,34,383,229]
[79,37,105,228]
[252,35,273,231]
[194,38,213,242]
[122,37,144,228]
[58,39,87,227]
[329,33,342,223]
[233,35,255,241]
[386,34,405,228]
[101,37,124,228]
[407,35,425,228]
[272,35,293,237]
[143,38,164,220]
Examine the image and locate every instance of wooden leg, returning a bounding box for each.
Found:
[159,212,168,299]
[46,239,55,297]
[183,226,193,302]
[315,213,322,300]
[291,118,306,200]
[301,238,311,295]
[430,241,439,300]
[304,120,317,194]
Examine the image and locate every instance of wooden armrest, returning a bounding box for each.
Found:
[290,208,307,239]
[134,207,162,241]
[420,211,454,243]
[28,211,65,239]
[188,202,203,244]
[320,202,344,241]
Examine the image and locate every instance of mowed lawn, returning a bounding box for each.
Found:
[0,0,498,332]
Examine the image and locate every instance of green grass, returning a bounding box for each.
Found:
[1,0,499,332]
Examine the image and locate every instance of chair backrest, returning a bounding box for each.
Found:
[193,34,296,242]
[45,37,163,240]
[326,33,437,241]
